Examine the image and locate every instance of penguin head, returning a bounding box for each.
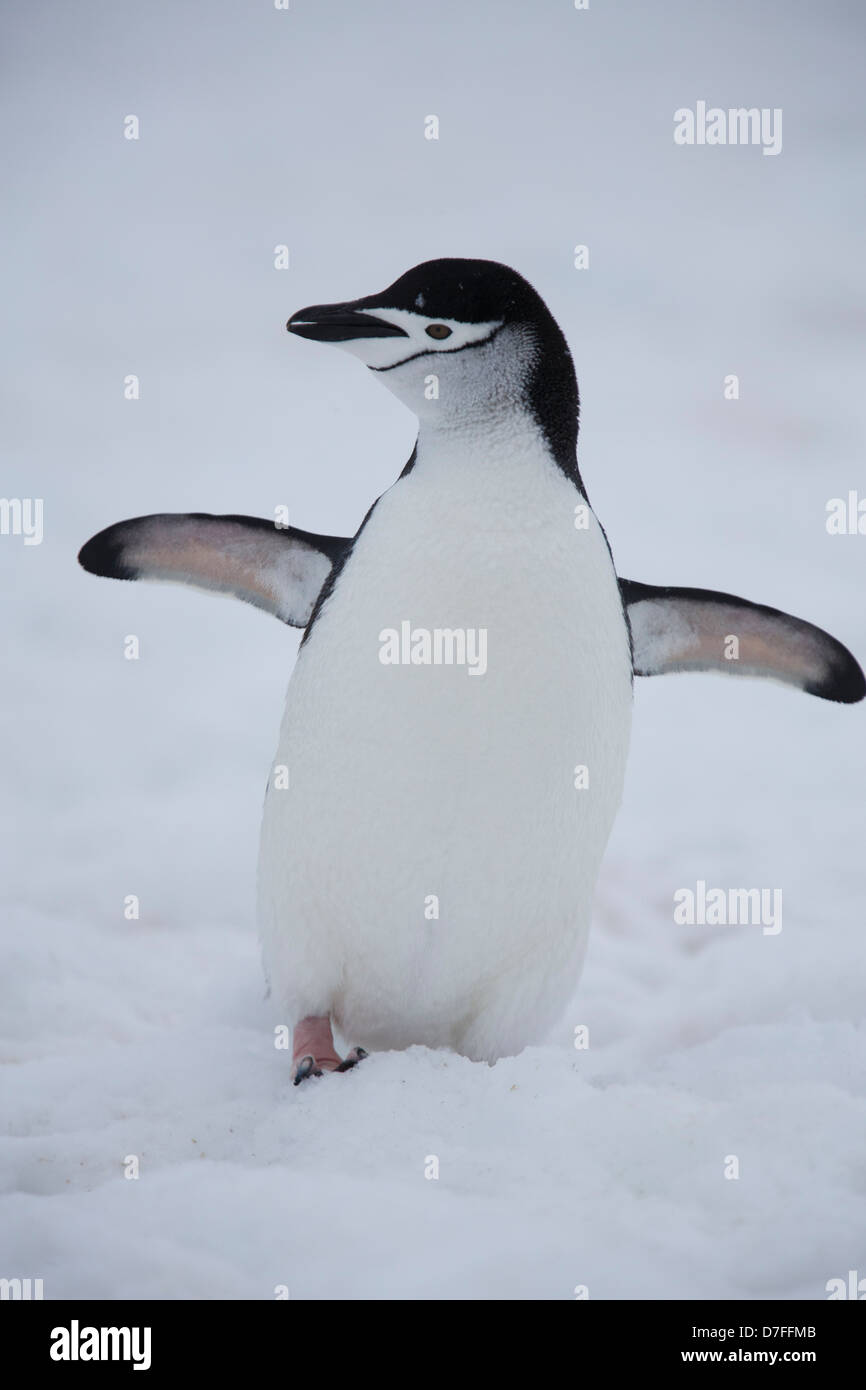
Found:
[287,259,579,458]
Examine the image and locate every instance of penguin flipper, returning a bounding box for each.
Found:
[78,513,350,627]
[620,579,865,704]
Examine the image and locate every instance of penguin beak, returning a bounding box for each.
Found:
[287,302,409,343]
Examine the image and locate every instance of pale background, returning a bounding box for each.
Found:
[2,0,864,1298]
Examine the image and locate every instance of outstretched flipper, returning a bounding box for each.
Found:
[78,518,865,703]
[621,579,865,704]
[78,513,351,628]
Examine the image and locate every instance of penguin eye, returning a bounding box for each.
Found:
[425,323,452,340]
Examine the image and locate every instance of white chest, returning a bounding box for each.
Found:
[258,425,634,1056]
[294,428,630,759]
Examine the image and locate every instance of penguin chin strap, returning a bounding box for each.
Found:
[79,511,864,704]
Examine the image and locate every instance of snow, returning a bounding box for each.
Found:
[2,0,865,1299]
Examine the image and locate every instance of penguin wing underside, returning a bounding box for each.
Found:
[78,517,864,703]
[620,579,865,704]
[78,513,350,627]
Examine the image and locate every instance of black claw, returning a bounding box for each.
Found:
[293,1055,321,1085]
[334,1046,368,1073]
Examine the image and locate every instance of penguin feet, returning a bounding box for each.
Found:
[292,1047,368,1085]
[291,1015,368,1085]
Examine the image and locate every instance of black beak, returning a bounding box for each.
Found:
[287,302,409,342]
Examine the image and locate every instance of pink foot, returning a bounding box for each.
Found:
[292,1015,367,1085]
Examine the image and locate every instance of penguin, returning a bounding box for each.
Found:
[79,258,865,1082]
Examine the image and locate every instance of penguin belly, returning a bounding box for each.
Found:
[258,448,633,1063]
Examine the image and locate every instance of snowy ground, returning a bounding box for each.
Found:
[2,1,865,1299]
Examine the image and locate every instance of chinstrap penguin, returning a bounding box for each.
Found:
[79,258,865,1082]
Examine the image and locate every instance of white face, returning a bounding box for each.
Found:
[327,306,504,372]
[302,307,539,427]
